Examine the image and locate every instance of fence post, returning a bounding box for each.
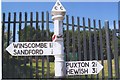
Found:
[51,0,66,77]
[105,20,112,78]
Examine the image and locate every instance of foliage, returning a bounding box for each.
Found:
[17,25,120,61]
[64,27,120,61]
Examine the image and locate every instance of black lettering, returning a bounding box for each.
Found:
[31,43,35,48]
[32,50,35,54]
[92,62,95,67]
[66,63,70,67]
[39,49,43,54]
[13,43,19,48]
[70,69,74,74]
[85,62,89,67]
[13,49,17,55]
[92,68,97,73]
[84,68,88,74]
[81,62,85,67]
[44,43,47,48]
[74,63,77,68]
[14,43,49,48]
[74,69,79,74]
[80,68,88,74]
[23,43,27,48]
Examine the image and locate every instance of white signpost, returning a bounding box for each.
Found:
[66,61,103,75]
[6,42,54,56]
[51,0,66,77]
[5,0,103,78]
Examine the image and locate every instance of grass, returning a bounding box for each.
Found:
[98,57,120,78]
[26,59,54,78]
[24,57,120,78]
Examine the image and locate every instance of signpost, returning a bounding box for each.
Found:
[51,0,66,77]
[6,42,54,56]
[5,0,103,78]
[66,61,103,75]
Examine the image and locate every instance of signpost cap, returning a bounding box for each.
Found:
[51,0,66,20]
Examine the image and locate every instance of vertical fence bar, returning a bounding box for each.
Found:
[77,17,81,78]
[93,20,99,78]
[88,18,93,78]
[83,17,87,60]
[88,18,92,61]
[46,11,50,78]
[113,20,119,78]
[41,12,45,78]
[24,12,27,42]
[66,15,69,61]
[7,13,11,50]
[98,20,104,78]
[72,16,75,60]
[18,12,22,77]
[24,12,27,78]
[105,21,112,78]
[29,12,33,78]
[19,12,22,42]
[83,17,87,78]
[83,17,87,61]
[77,17,81,61]
[13,13,16,42]
[2,13,5,78]
[35,12,39,78]
[119,21,120,36]
[7,12,11,78]
[118,20,120,77]
[12,12,16,78]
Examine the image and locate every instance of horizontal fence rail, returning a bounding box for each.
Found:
[2,12,120,79]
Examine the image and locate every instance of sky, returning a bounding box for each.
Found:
[1,0,120,2]
[2,2,118,21]
[118,2,120,20]
[2,2,119,41]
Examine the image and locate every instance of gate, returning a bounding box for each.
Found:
[2,12,120,79]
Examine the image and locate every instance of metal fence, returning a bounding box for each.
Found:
[2,12,120,79]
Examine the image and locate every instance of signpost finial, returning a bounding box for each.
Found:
[51,0,66,20]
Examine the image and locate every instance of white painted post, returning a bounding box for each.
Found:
[51,0,66,78]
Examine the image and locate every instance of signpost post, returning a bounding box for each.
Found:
[51,0,66,78]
